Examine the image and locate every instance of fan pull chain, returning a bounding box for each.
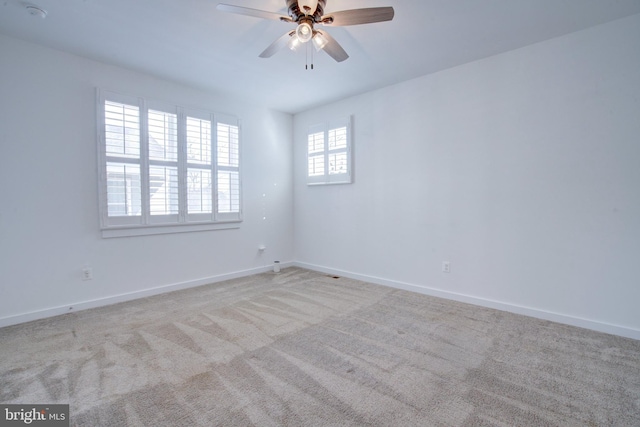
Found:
[304,42,314,70]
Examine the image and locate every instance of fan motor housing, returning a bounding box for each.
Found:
[286,0,325,22]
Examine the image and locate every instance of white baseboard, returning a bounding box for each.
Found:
[0,263,293,328]
[3,261,637,341]
[294,262,640,341]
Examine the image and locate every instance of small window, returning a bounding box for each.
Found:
[307,116,352,185]
[97,90,242,237]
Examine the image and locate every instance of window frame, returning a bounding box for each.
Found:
[97,89,242,238]
[306,116,352,185]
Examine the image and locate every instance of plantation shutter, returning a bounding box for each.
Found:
[185,109,215,222]
[100,92,144,227]
[147,103,180,224]
[98,89,243,235]
[215,114,242,221]
[307,116,352,185]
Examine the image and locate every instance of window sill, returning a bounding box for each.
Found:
[101,221,241,238]
[307,180,352,186]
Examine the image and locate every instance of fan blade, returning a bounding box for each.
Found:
[316,30,348,62]
[259,31,296,58]
[217,4,292,22]
[320,7,394,26]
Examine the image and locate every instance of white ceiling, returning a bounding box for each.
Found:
[1,0,640,114]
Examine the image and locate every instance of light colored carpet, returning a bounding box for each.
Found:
[1,267,639,426]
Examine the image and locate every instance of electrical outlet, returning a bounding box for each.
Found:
[442,261,451,273]
[82,267,93,281]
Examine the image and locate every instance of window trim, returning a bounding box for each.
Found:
[96,89,242,238]
[306,116,352,186]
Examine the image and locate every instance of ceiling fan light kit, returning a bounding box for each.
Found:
[217,0,394,66]
[296,22,313,43]
[312,31,328,51]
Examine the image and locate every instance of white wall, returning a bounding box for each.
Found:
[0,34,294,325]
[2,15,639,338]
[293,15,640,339]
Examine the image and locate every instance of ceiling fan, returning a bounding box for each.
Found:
[217,0,395,63]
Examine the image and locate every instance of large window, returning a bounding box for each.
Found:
[307,117,352,185]
[98,90,241,237]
